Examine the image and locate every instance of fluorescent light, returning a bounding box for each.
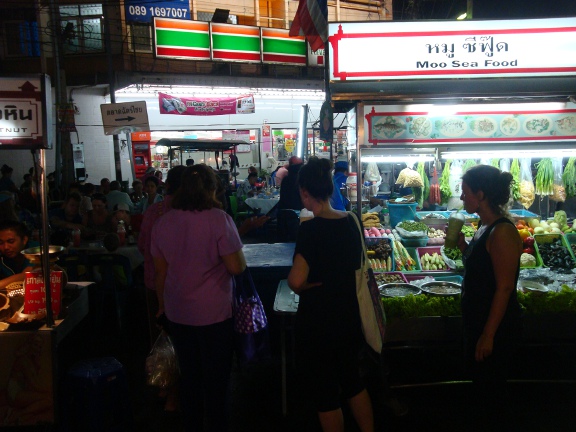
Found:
[362,155,435,163]
[457,13,467,20]
[442,149,576,159]
[296,104,308,159]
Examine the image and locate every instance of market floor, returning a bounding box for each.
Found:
[51,304,576,432]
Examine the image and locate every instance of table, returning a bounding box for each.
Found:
[0,282,90,426]
[68,243,144,270]
[245,196,280,215]
[273,279,298,416]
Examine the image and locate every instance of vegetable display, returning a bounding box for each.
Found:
[562,156,576,199]
[510,158,521,201]
[462,159,476,173]
[534,158,554,196]
[417,162,429,201]
[439,160,452,204]
[382,286,576,321]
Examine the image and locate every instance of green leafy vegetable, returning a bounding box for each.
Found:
[562,156,576,198]
[462,159,476,173]
[535,158,554,196]
[490,158,500,168]
[510,159,521,200]
[553,210,567,228]
[439,160,452,204]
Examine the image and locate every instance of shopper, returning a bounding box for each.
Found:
[287,156,374,432]
[129,179,147,206]
[105,181,134,214]
[0,221,34,290]
[151,164,245,432]
[457,164,522,431]
[138,176,164,214]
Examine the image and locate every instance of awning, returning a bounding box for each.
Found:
[155,138,246,152]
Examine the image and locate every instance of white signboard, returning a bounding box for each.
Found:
[329,18,576,81]
[100,101,150,135]
[0,75,52,149]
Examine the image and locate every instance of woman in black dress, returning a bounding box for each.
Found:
[457,165,522,431]
[287,156,374,432]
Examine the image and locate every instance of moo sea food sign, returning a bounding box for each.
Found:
[328,18,576,81]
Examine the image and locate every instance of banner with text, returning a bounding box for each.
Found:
[159,93,255,116]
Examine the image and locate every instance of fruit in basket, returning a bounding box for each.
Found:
[420,252,447,271]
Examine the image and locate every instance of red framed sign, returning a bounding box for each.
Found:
[0,75,52,149]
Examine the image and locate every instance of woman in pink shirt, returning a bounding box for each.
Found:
[151,164,246,432]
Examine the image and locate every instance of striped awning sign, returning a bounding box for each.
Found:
[211,23,261,63]
[154,17,210,60]
[262,28,307,65]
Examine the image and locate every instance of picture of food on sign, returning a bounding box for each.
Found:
[500,116,520,136]
[555,115,576,135]
[409,117,433,138]
[436,117,467,137]
[523,115,552,136]
[373,116,406,139]
[469,117,497,137]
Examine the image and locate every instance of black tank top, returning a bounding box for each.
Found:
[461,217,521,335]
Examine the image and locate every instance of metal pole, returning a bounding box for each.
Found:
[104,3,123,182]
[126,132,136,183]
[38,149,54,327]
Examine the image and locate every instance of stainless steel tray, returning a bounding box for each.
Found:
[420,281,461,296]
[379,283,422,298]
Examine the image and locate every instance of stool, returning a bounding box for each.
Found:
[64,357,133,432]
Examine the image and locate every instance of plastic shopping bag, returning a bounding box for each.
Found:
[145,331,179,389]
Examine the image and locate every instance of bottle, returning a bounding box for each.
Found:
[72,228,81,247]
[346,172,357,199]
[382,208,390,227]
[117,220,126,247]
[445,212,466,249]
[127,225,135,245]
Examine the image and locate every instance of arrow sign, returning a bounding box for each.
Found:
[100,101,150,136]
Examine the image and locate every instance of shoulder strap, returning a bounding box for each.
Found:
[348,211,369,265]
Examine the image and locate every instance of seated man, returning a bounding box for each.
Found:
[0,221,34,289]
[236,172,258,212]
[49,192,85,243]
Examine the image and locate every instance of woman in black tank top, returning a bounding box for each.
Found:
[457,165,523,431]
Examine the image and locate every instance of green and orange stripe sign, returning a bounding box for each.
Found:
[211,23,261,63]
[154,18,210,60]
[153,18,308,65]
[262,28,306,65]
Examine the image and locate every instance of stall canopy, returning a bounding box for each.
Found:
[155,138,245,152]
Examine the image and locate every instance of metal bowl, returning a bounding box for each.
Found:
[518,280,549,295]
[420,281,461,296]
[379,283,422,298]
[21,246,66,264]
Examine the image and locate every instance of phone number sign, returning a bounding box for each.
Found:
[125,0,189,23]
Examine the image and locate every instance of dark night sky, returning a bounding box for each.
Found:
[392,0,576,21]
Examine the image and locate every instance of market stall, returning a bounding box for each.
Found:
[324,17,576,383]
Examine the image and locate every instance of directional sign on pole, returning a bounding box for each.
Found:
[100,101,150,135]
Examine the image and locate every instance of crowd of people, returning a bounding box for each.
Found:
[0,155,525,431]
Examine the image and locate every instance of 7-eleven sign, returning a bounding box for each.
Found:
[308,45,324,67]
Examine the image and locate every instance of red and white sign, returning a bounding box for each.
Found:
[0,75,52,149]
[329,18,576,81]
[23,269,63,317]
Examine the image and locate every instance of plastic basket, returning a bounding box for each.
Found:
[374,272,408,285]
[415,246,449,271]
[434,275,463,284]
[400,236,429,248]
[388,202,418,228]
[533,233,576,267]
[520,240,543,269]
[365,237,394,271]
[510,209,540,221]
[403,247,421,272]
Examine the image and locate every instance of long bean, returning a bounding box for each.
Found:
[535,158,554,195]
[510,158,520,200]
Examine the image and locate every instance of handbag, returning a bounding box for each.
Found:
[349,212,387,354]
[233,269,271,366]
